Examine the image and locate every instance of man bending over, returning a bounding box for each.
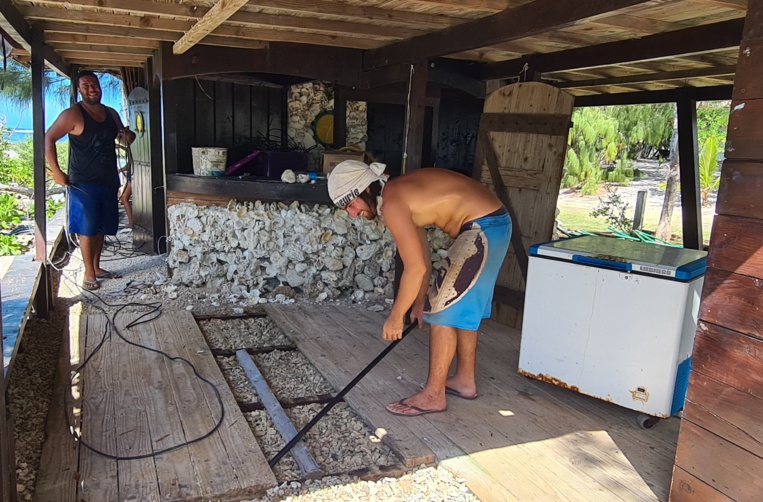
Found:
[328,161,511,416]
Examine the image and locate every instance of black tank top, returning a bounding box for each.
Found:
[68,103,120,187]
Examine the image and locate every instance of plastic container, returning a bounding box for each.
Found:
[191,147,228,177]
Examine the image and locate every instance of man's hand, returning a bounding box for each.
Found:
[382,315,405,341]
[410,301,426,328]
[117,128,135,145]
[50,169,69,187]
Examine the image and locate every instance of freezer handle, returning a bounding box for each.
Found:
[572,255,632,272]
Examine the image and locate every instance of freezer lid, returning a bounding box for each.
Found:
[529,235,707,280]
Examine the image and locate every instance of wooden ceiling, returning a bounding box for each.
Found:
[0,0,747,95]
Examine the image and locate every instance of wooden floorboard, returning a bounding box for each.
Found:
[36,311,276,502]
[265,304,680,502]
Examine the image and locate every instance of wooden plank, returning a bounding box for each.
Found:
[698,269,763,341]
[559,65,737,89]
[235,350,321,479]
[173,0,250,54]
[34,314,81,502]
[683,372,763,458]
[480,113,571,136]
[673,421,763,501]
[716,160,763,219]
[111,318,160,501]
[167,312,277,498]
[78,315,119,502]
[726,99,763,160]
[126,314,202,501]
[1,256,42,387]
[707,214,763,277]
[44,32,161,48]
[692,321,763,398]
[670,466,734,502]
[402,61,428,172]
[732,38,763,100]
[166,175,333,205]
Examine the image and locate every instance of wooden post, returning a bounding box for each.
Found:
[676,89,703,249]
[670,0,763,499]
[633,190,647,231]
[402,61,428,173]
[332,85,347,149]
[31,27,49,319]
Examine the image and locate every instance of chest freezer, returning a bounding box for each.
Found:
[518,235,707,418]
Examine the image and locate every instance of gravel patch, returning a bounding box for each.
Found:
[216,356,260,403]
[200,317,293,350]
[253,350,335,400]
[245,403,400,482]
[245,466,479,502]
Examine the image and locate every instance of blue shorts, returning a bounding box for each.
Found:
[423,208,512,330]
[68,183,119,236]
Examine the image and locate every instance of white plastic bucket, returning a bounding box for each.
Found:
[191,147,228,177]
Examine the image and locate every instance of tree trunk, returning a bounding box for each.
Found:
[657,107,679,240]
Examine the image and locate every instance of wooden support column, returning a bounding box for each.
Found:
[676,90,703,250]
[670,0,763,499]
[402,61,428,173]
[31,27,49,318]
[332,85,347,149]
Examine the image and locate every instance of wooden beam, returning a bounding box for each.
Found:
[159,42,363,87]
[332,85,347,149]
[573,85,733,107]
[558,65,737,89]
[482,19,744,80]
[31,27,49,317]
[676,89,703,249]
[56,51,147,61]
[402,61,429,172]
[363,0,652,69]
[44,32,161,48]
[174,0,251,54]
[0,0,69,75]
[49,44,155,55]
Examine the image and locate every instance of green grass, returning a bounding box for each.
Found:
[556,202,714,244]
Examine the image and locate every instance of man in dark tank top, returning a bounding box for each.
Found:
[45,70,135,290]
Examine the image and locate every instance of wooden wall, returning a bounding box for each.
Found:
[670,1,763,499]
[163,78,284,176]
[366,102,434,176]
[435,97,484,176]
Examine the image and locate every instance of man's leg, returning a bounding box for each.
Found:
[79,234,97,284]
[446,329,479,398]
[386,324,455,414]
[91,234,105,275]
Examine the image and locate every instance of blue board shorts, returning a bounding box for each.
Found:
[423,207,512,330]
[68,183,119,236]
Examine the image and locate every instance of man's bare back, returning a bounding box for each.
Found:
[382,168,504,238]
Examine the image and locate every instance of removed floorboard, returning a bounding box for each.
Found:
[35,310,276,502]
[265,304,679,502]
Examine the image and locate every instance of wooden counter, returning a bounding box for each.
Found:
[166,174,332,206]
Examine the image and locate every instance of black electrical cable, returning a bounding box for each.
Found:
[269,323,417,468]
[52,202,226,460]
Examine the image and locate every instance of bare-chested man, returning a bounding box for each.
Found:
[328,160,512,416]
[46,71,135,290]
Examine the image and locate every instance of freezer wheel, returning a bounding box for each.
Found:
[637,414,661,429]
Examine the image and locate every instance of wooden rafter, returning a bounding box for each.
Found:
[558,64,737,88]
[173,0,250,55]
[363,0,653,69]
[0,0,69,75]
[483,18,744,79]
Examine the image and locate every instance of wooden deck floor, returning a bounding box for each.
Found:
[35,310,276,502]
[265,304,680,502]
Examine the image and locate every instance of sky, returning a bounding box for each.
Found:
[0,72,124,140]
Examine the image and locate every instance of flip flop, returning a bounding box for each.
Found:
[83,279,100,291]
[445,386,478,400]
[385,399,446,417]
[96,270,122,279]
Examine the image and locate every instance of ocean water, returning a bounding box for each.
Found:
[5,130,32,143]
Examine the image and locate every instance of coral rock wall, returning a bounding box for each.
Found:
[167,201,453,302]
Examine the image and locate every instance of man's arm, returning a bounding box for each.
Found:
[382,195,429,340]
[45,108,78,186]
[108,108,136,145]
